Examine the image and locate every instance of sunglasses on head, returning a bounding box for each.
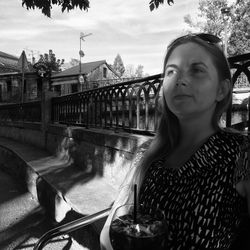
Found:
[168,33,224,51]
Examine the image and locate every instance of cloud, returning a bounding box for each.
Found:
[0,0,199,74]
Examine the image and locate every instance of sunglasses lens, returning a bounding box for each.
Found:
[197,34,222,44]
[168,33,223,51]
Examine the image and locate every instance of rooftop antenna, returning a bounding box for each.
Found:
[79,32,92,74]
[23,47,40,64]
[79,32,92,91]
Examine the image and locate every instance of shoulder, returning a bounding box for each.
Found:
[207,129,248,163]
[216,128,248,149]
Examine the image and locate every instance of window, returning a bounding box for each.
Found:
[6,80,12,92]
[54,85,61,95]
[93,82,99,88]
[103,67,107,78]
[71,84,78,93]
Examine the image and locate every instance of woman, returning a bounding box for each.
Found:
[100,33,249,249]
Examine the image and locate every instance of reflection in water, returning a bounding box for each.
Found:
[221,92,249,131]
[221,110,249,132]
[231,111,249,125]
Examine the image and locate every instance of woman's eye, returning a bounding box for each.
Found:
[166,69,177,76]
[191,67,205,74]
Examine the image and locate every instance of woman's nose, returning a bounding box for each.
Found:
[176,73,187,86]
[176,80,187,86]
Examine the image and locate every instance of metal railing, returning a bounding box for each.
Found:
[51,53,250,133]
[33,207,111,250]
[0,101,41,123]
[226,53,250,131]
[0,53,249,133]
[88,76,142,88]
[51,74,163,134]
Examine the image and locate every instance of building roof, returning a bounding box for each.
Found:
[17,51,34,73]
[52,60,113,78]
[0,51,18,60]
[0,51,36,75]
[0,51,19,73]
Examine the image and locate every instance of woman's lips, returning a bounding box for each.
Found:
[174,94,192,100]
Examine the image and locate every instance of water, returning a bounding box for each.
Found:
[233,92,249,105]
[226,92,249,131]
[232,111,248,125]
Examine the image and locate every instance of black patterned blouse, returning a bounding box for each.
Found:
[139,130,249,250]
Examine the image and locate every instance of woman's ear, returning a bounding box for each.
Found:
[216,79,231,102]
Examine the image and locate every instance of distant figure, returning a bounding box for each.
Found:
[100,33,250,250]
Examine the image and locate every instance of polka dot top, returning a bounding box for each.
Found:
[139,130,249,250]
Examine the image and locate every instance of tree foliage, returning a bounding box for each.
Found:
[113,54,125,77]
[135,65,144,78]
[38,49,64,72]
[228,0,250,56]
[149,0,174,11]
[184,0,250,56]
[22,0,90,18]
[123,64,146,78]
[22,0,174,16]
[69,58,80,67]
[123,64,135,78]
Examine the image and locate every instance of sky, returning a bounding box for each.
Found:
[0,0,200,75]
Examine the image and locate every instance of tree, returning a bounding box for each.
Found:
[123,64,146,78]
[135,65,144,78]
[38,49,64,72]
[22,0,176,17]
[149,0,174,11]
[227,1,250,55]
[113,54,125,77]
[184,0,250,56]
[22,0,177,17]
[123,64,135,78]
[69,58,80,67]
[22,0,90,18]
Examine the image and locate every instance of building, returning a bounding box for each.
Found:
[0,51,19,102]
[0,51,19,73]
[0,51,41,103]
[51,60,120,95]
[0,52,121,101]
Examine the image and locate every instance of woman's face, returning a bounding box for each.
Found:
[163,42,223,121]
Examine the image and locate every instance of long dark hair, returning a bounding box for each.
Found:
[123,33,232,203]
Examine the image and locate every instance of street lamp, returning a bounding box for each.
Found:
[221,7,231,57]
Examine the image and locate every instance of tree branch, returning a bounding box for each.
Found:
[149,0,174,11]
[22,0,90,18]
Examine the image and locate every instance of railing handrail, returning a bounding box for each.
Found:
[228,52,250,64]
[49,53,250,133]
[52,73,163,99]
[33,207,111,250]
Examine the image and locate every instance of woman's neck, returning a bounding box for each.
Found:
[178,116,217,148]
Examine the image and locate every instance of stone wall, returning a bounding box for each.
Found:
[0,122,44,148]
[47,125,152,187]
[0,122,153,186]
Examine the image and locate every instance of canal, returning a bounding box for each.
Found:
[219,92,249,132]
